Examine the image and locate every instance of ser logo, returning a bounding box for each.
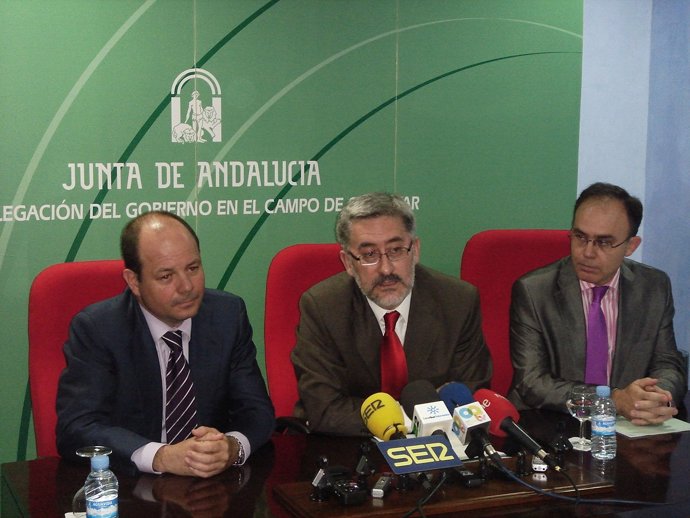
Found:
[376,436,462,475]
[387,442,454,466]
[170,68,222,144]
[361,398,384,425]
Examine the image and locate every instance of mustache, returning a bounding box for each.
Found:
[374,274,402,287]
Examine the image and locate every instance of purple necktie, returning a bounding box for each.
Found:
[163,330,198,444]
[584,286,609,385]
[380,311,408,400]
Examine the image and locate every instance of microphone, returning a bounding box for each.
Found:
[360,392,407,440]
[438,382,474,413]
[400,380,453,437]
[474,389,561,471]
[451,399,501,463]
[365,387,463,477]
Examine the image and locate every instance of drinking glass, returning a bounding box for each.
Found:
[565,385,596,451]
[71,446,113,517]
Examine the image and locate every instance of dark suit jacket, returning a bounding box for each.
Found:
[291,264,492,435]
[508,257,687,411]
[56,289,275,471]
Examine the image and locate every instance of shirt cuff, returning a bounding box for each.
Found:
[226,432,251,465]
[131,442,165,474]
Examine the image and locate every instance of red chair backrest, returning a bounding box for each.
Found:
[460,230,571,396]
[28,260,126,457]
[264,244,344,418]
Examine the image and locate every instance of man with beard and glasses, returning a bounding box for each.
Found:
[291,193,492,435]
[57,211,274,476]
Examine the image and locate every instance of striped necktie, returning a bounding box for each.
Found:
[163,330,198,444]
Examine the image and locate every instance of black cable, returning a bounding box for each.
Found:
[555,465,580,504]
[400,470,449,518]
[397,458,682,517]
[493,460,670,507]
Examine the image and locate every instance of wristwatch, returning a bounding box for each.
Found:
[232,436,245,465]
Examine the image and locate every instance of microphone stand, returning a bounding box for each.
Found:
[355,442,376,489]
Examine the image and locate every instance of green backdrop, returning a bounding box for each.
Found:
[0,0,582,465]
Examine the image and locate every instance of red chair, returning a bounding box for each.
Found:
[28,260,126,457]
[264,244,344,422]
[460,230,570,397]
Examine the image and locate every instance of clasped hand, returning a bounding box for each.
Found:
[153,426,240,477]
[612,378,677,425]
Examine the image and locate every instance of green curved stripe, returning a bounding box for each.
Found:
[16,382,31,460]
[18,0,280,462]
[0,0,157,275]
[64,0,281,262]
[216,50,580,290]
[36,48,577,461]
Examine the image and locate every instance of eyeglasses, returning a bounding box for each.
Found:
[569,231,630,251]
[347,242,414,266]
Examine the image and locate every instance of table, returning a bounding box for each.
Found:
[3,399,690,517]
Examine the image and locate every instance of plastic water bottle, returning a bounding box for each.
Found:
[591,385,617,460]
[84,454,118,518]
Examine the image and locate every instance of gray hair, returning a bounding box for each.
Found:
[335,192,416,247]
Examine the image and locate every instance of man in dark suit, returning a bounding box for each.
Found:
[56,211,274,476]
[291,193,492,435]
[509,183,686,425]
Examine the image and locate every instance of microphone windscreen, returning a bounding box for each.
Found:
[400,379,439,417]
[438,382,474,413]
[473,388,520,438]
[360,392,407,440]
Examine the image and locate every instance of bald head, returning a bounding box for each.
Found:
[121,211,205,327]
[121,211,200,277]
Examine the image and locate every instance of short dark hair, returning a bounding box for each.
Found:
[335,192,416,247]
[120,211,200,276]
[573,182,643,236]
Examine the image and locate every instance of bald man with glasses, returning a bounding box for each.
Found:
[508,183,687,425]
[291,193,492,435]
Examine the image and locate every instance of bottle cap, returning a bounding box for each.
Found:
[596,385,611,397]
[90,454,110,470]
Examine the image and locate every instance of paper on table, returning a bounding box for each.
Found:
[615,416,690,438]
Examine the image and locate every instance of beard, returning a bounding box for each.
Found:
[353,268,415,310]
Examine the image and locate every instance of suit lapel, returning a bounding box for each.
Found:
[403,273,440,373]
[188,302,224,424]
[129,300,164,437]
[555,260,587,377]
[611,261,636,384]
[350,287,384,384]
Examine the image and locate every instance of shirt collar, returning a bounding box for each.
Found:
[579,267,621,294]
[139,303,192,342]
[366,291,412,326]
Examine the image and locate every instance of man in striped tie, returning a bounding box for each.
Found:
[57,211,275,476]
[508,183,686,425]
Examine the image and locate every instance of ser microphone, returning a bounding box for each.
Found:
[400,380,453,437]
[474,389,561,471]
[360,392,407,440]
[375,382,462,481]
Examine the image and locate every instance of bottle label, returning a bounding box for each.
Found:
[592,415,616,436]
[86,494,118,518]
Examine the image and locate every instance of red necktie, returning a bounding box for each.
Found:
[584,286,609,385]
[380,311,408,399]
